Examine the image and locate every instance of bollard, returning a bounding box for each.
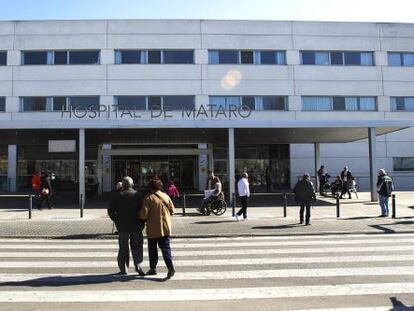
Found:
[232,193,236,217]
[182,193,186,216]
[28,194,33,220]
[392,194,396,219]
[80,194,84,218]
[336,193,340,218]
[283,193,287,218]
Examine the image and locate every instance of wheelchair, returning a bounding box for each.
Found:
[199,194,227,216]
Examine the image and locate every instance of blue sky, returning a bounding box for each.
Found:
[1,0,414,22]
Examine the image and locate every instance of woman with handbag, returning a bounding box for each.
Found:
[139,179,175,279]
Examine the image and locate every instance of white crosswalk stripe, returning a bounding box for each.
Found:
[0,233,413,309]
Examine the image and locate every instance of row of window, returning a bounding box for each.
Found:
[1,96,413,112]
[1,50,413,66]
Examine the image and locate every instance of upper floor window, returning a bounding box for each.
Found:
[209,96,287,110]
[0,52,6,66]
[22,50,100,65]
[20,96,100,111]
[68,96,100,110]
[391,97,414,111]
[394,157,414,171]
[115,50,194,64]
[0,98,5,112]
[388,52,414,67]
[115,96,147,110]
[20,97,48,111]
[209,50,286,65]
[301,51,374,66]
[302,96,376,111]
[114,96,195,111]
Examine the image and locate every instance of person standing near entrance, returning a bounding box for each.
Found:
[376,169,394,217]
[31,171,42,207]
[293,173,316,226]
[140,179,176,279]
[235,173,250,221]
[317,165,328,194]
[108,176,145,276]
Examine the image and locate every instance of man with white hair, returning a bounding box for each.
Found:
[108,176,145,276]
[235,172,250,221]
[376,169,394,217]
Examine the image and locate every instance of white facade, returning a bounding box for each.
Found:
[0,20,413,192]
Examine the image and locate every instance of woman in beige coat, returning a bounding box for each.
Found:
[140,179,175,279]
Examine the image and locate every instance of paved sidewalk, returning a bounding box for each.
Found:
[0,192,412,238]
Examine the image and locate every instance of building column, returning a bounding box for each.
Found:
[102,144,112,192]
[97,145,103,195]
[198,144,208,191]
[368,127,377,202]
[228,128,235,204]
[79,129,85,206]
[314,142,321,191]
[7,145,17,192]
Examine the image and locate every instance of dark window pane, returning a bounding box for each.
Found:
[0,98,5,112]
[344,52,361,65]
[240,51,254,64]
[263,96,286,110]
[219,50,239,64]
[0,52,6,65]
[53,97,66,111]
[148,96,161,110]
[242,96,255,110]
[54,51,67,64]
[396,97,405,111]
[260,51,276,64]
[23,52,48,65]
[22,97,47,111]
[69,51,99,64]
[163,50,193,64]
[148,50,161,64]
[394,157,414,171]
[331,52,343,65]
[163,96,194,110]
[121,51,142,64]
[69,96,99,110]
[332,97,346,110]
[301,51,315,64]
[116,96,146,110]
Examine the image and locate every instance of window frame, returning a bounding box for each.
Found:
[300,50,374,66]
[0,51,6,66]
[302,96,377,111]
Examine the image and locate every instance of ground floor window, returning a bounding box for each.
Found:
[393,157,414,171]
[0,146,7,191]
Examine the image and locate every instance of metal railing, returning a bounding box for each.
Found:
[0,194,34,219]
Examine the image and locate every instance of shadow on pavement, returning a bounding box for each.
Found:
[390,296,413,310]
[252,224,301,230]
[193,220,236,225]
[370,219,414,233]
[53,234,112,240]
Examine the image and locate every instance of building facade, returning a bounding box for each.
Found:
[0,19,413,201]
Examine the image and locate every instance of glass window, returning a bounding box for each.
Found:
[332,97,346,110]
[262,96,286,110]
[315,52,329,65]
[148,96,161,110]
[69,96,99,110]
[209,96,226,109]
[0,52,6,65]
[344,52,361,65]
[218,50,239,64]
[116,96,146,110]
[345,97,358,111]
[242,96,255,110]
[163,50,194,64]
[54,51,68,64]
[391,97,405,111]
[276,51,286,65]
[302,97,331,111]
[331,52,343,65]
[405,97,414,111]
[23,51,48,65]
[118,50,143,64]
[0,98,4,112]
[21,97,47,111]
[52,97,67,111]
[403,53,414,66]
[226,96,241,109]
[208,51,219,64]
[68,51,99,64]
[240,51,254,64]
[394,157,414,171]
[148,50,161,64]
[359,97,376,111]
[301,51,315,65]
[361,52,374,66]
[163,96,195,110]
[388,53,402,66]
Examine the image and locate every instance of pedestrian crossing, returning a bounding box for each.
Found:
[0,233,413,310]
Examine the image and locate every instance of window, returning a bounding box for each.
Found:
[302,97,331,111]
[21,97,47,111]
[0,98,5,112]
[209,96,240,109]
[209,50,286,65]
[54,51,68,64]
[315,52,329,65]
[23,51,49,65]
[23,50,99,65]
[301,51,315,65]
[68,51,99,64]
[332,97,346,110]
[257,96,287,110]
[242,96,255,110]
[301,51,373,66]
[68,96,99,110]
[115,50,144,64]
[302,96,376,111]
[257,51,286,65]
[148,50,161,64]
[388,52,414,67]
[148,96,162,110]
[394,157,414,171]
[0,52,6,66]
[391,97,414,111]
[52,97,67,111]
[240,51,254,64]
[218,50,239,64]
[209,96,287,111]
[116,96,146,110]
[163,96,195,110]
[331,52,343,65]
[163,50,194,64]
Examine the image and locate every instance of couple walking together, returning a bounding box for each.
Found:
[108,177,175,279]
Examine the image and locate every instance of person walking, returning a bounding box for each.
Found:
[37,172,53,210]
[376,169,394,217]
[140,179,176,279]
[317,165,328,194]
[166,180,180,202]
[108,176,145,276]
[235,172,250,221]
[31,171,42,207]
[293,173,316,226]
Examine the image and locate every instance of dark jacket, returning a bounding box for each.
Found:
[41,175,52,196]
[293,179,316,203]
[108,188,144,233]
[377,175,394,197]
[340,170,353,182]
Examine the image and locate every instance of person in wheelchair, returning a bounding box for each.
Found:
[199,176,223,215]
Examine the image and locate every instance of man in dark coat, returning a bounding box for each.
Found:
[37,172,53,210]
[108,176,145,276]
[293,173,316,226]
[376,169,394,217]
